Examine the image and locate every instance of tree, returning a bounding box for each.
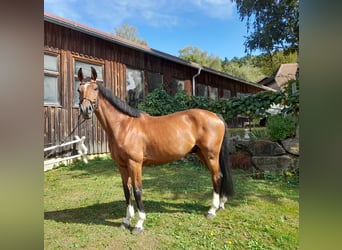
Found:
[114,24,148,46]
[222,56,266,82]
[255,50,298,76]
[178,46,222,71]
[232,0,299,55]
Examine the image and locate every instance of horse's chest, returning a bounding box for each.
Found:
[108,137,143,165]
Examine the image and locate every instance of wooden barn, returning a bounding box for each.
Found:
[44,12,272,157]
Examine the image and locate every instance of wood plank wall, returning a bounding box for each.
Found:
[44,20,265,157]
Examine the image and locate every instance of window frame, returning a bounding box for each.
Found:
[126,67,145,108]
[196,83,208,97]
[209,85,218,100]
[44,52,61,106]
[222,89,231,99]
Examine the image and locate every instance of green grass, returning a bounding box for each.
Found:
[44,156,299,249]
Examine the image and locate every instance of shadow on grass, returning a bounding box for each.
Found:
[48,158,298,228]
[44,200,208,227]
[65,157,119,177]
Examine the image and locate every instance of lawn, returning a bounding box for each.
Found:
[44,156,299,249]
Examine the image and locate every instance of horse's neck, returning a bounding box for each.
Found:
[95,95,127,136]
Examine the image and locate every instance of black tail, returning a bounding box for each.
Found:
[219,120,234,198]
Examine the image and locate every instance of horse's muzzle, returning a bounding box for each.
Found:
[79,103,93,119]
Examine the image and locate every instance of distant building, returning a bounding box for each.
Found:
[258,63,299,91]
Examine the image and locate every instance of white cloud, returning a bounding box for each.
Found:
[44,0,235,30]
[190,0,235,19]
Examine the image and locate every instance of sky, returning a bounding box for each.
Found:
[44,0,258,60]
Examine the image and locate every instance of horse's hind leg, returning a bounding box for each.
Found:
[196,150,222,219]
[207,167,223,219]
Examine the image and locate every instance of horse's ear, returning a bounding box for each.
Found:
[91,67,97,81]
[78,68,84,82]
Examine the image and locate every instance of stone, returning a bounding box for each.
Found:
[230,151,254,170]
[252,155,298,174]
[281,138,299,156]
[236,140,286,156]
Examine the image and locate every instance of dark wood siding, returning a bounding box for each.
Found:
[44,18,267,156]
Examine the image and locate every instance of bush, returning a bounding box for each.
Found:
[266,114,296,141]
[138,81,299,126]
[138,86,188,115]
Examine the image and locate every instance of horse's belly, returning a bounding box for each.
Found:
[143,142,194,165]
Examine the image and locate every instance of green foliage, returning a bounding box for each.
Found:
[222,51,298,82]
[254,51,298,76]
[222,56,266,82]
[266,114,297,141]
[178,45,297,83]
[114,23,148,46]
[138,81,299,126]
[233,0,299,55]
[138,86,188,115]
[178,46,222,71]
[249,128,269,140]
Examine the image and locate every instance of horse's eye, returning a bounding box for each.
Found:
[94,87,98,91]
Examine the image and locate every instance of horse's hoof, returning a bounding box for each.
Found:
[206,213,216,219]
[120,222,130,230]
[131,227,144,235]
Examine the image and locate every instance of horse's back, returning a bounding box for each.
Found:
[141,108,223,135]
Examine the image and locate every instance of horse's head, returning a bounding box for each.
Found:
[77,67,99,119]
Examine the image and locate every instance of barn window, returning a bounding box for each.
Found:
[209,86,218,100]
[169,78,185,96]
[73,61,103,106]
[44,53,60,105]
[236,92,244,98]
[126,68,144,108]
[196,83,208,97]
[147,72,163,92]
[223,89,231,99]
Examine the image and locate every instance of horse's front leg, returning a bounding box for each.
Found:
[119,166,134,229]
[129,161,146,235]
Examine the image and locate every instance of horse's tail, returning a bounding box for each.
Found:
[219,118,234,198]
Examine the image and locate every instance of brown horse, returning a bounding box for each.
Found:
[77,67,233,234]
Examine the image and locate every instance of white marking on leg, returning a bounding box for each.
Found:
[219,196,227,210]
[123,204,135,226]
[134,210,146,229]
[208,191,220,216]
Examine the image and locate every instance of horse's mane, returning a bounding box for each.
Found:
[98,83,143,118]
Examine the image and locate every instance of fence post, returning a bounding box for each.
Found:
[76,135,88,164]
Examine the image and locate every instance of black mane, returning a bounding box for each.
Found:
[98,83,143,118]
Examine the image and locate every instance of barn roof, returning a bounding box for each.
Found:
[44,12,274,92]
